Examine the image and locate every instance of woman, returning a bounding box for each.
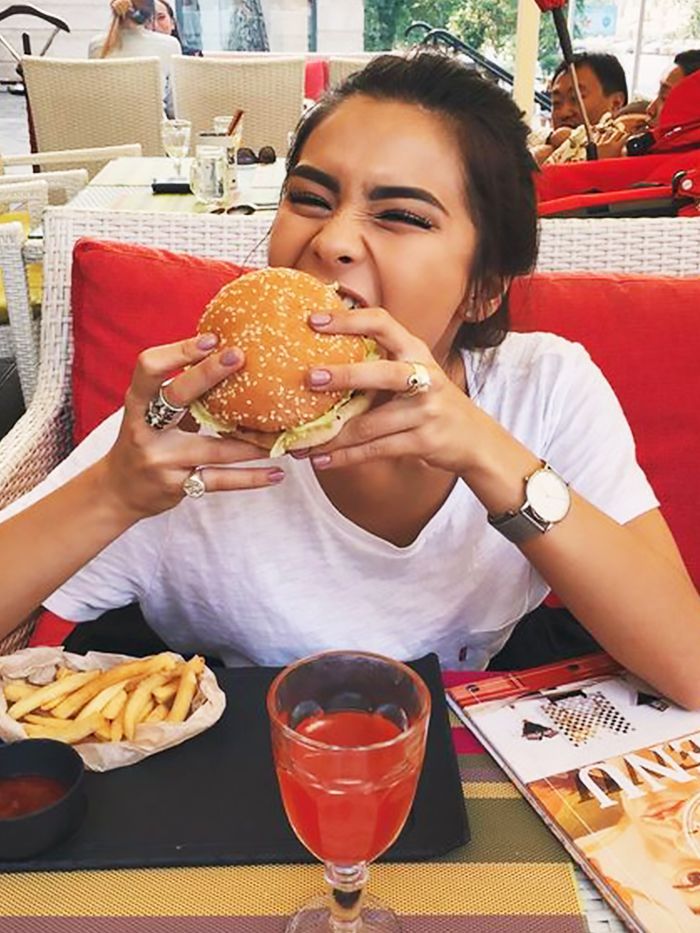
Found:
[2,54,699,705]
[153,0,202,56]
[88,0,180,115]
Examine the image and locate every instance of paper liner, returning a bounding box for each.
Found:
[0,647,226,772]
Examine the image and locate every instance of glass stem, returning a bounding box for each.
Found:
[324,862,368,932]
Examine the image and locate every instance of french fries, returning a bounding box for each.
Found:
[1,654,205,746]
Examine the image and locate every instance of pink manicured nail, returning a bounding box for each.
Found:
[311,454,332,469]
[309,369,331,387]
[197,333,218,350]
[267,469,285,484]
[309,313,332,327]
[220,349,241,366]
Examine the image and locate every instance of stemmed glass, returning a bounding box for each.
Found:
[161,118,191,178]
[267,650,431,933]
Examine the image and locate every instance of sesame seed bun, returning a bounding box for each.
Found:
[190,268,375,454]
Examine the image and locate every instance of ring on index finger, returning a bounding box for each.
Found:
[400,362,432,399]
[145,378,187,430]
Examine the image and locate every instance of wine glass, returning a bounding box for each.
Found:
[161,118,191,178]
[267,650,431,933]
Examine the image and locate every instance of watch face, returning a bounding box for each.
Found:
[526,469,571,523]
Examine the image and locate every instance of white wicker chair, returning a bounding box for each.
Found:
[0,169,88,206]
[22,57,164,175]
[1,145,143,178]
[171,56,305,154]
[0,180,49,400]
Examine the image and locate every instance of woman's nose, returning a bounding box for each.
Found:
[311,209,365,266]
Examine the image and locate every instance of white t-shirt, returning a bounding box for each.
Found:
[1,333,658,670]
[88,26,180,116]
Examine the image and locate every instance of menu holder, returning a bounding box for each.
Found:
[0,654,469,872]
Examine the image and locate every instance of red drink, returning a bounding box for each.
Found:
[276,709,424,864]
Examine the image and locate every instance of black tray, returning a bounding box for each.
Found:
[0,654,469,872]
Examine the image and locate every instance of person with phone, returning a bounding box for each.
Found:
[88,0,180,116]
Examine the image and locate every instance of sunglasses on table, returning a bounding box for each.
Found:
[236,145,276,165]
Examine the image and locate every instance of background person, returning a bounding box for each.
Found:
[88,0,181,116]
[647,49,700,127]
[531,52,629,165]
[152,0,201,56]
[1,53,699,708]
[550,52,629,131]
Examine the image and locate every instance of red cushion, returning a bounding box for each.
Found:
[29,611,76,648]
[304,58,329,100]
[71,239,249,443]
[510,273,700,589]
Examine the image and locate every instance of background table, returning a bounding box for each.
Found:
[68,156,286,216]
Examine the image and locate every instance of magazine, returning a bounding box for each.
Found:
[446,654,700,933]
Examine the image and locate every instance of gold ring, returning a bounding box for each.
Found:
[401,362,432,398]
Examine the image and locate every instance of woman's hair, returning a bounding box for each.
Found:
[286,52,538,350]
[100,0,155,58]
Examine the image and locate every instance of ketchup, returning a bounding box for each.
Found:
[0,775,67,818]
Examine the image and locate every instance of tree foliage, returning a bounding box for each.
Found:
[364,0,581,77]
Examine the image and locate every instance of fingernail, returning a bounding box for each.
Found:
[267,469,285,484]
[220,349,241,367]
[309,313,332,327]
[197,333,218,350]
[309,369,331,387]
[289,448,310,458]
[311,454,332,469]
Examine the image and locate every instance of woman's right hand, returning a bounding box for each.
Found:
[102,334,284,520]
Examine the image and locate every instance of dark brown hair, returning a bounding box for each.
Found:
[286,51,538,350]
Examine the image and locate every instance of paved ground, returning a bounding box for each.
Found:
[0,86,31,157]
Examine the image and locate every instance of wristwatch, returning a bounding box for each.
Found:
[488,462,571,545]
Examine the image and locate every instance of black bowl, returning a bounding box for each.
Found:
[0,739,86,860]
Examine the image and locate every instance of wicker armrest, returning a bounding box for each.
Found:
[0,382,72,509]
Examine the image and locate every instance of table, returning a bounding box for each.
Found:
[71,156,287,216]
[0,670,624,933]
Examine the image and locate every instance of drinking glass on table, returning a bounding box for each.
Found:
[161,118,191,178]
[267,650,431,933]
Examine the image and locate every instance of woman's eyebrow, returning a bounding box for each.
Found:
[287,165,339,194]
[369,185,447,214]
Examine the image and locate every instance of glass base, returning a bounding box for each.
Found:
[284,892,401,933]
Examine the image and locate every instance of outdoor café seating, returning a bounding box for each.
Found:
[22,57,164,172]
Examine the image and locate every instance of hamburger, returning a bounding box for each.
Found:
[190,267,377,456]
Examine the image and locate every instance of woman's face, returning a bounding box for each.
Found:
[268,96,477,368]
[153,0,174,34]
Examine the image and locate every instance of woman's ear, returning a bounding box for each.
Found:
[462,279,509,322]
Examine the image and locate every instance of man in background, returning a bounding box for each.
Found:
[647,50,700,127]
[550,52,628,131]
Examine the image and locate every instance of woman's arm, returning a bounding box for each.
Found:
[460,407,700,709]
[0,334,285,641]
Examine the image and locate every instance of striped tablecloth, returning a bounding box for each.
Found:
[0,671,590,933]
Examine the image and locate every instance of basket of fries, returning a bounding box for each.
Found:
[0,647,226,771]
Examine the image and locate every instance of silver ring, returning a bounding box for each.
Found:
[182,468,206,499]
[145,378,187,430]
[401,362,432,398]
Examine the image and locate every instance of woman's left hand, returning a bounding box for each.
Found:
[303,306,480,474]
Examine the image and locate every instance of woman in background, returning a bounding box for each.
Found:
[153,0,202,56]
[88,0,180,115]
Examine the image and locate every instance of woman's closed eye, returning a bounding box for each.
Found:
[375,208,434,230]
[286,190,332,212]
